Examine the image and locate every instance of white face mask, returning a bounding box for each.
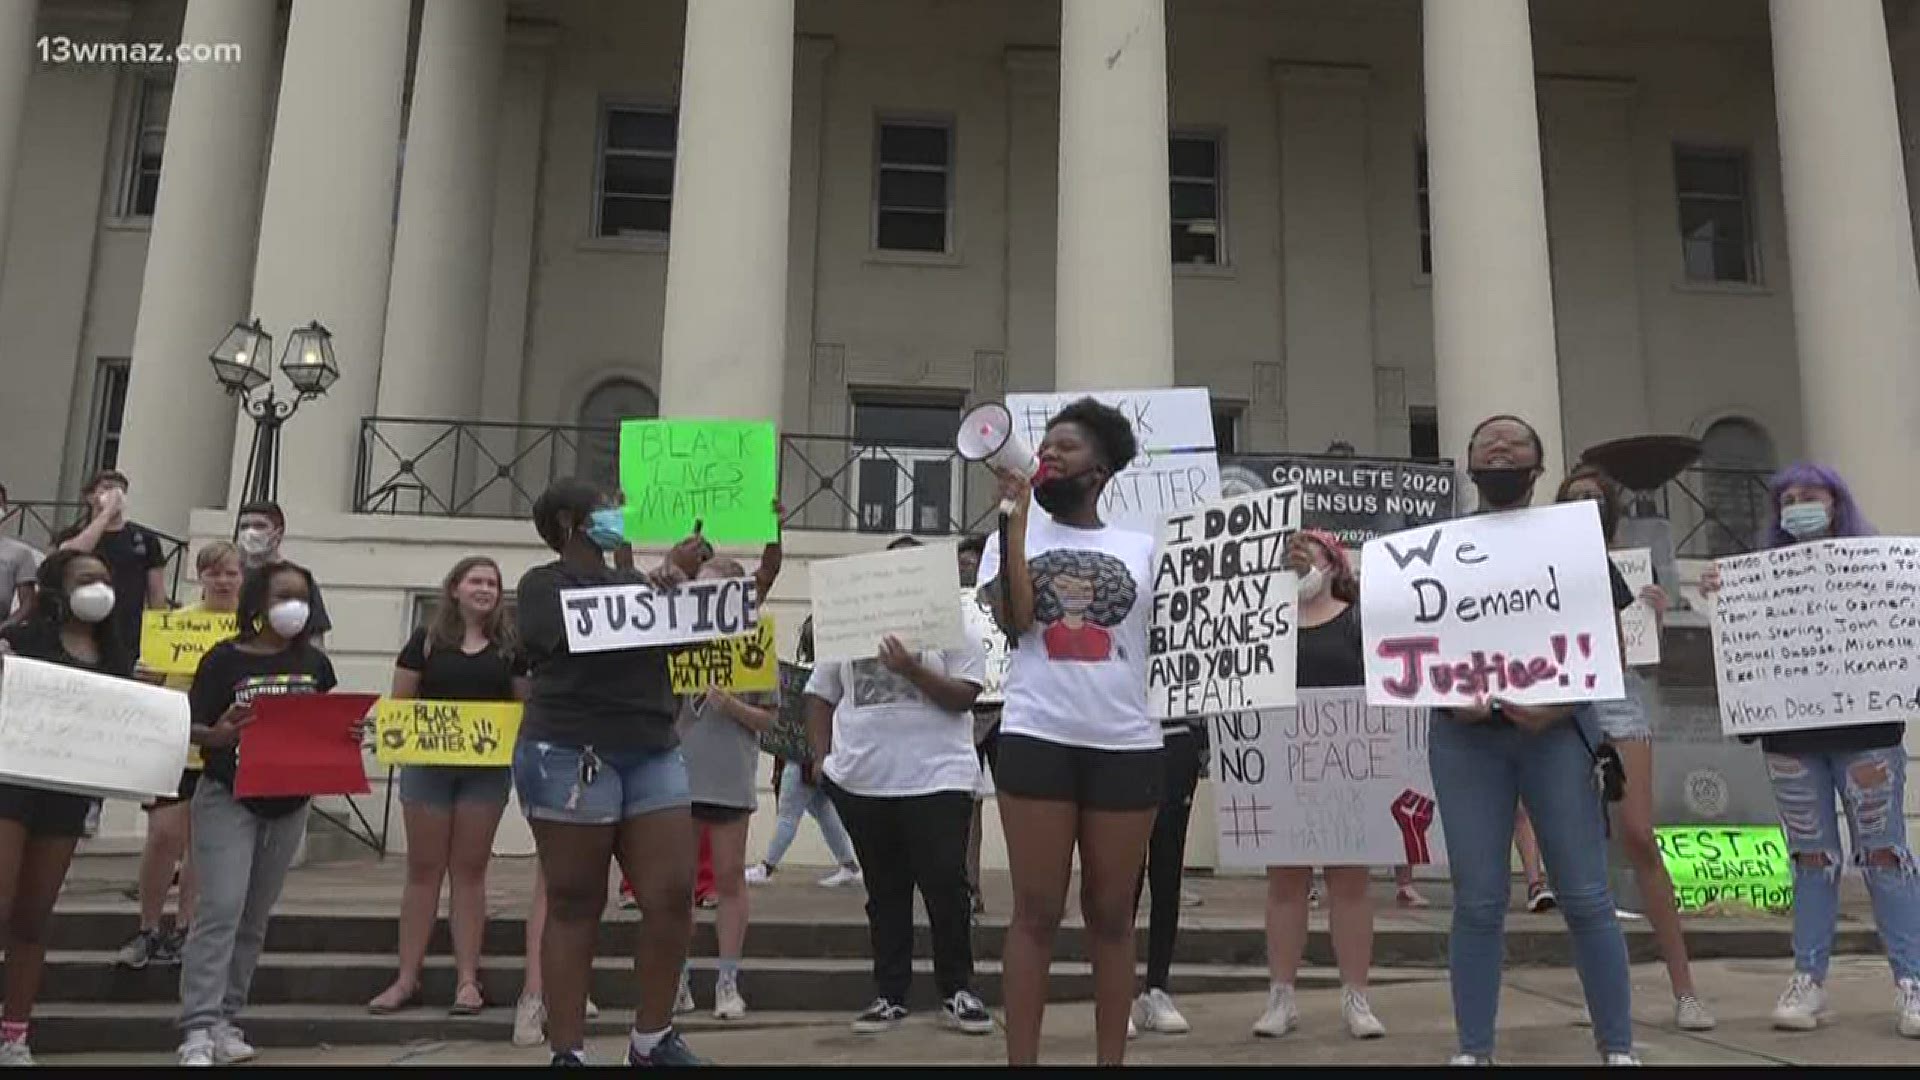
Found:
[268,599,310,638]
[237,527,276,559]
[1297,566,1329,602]
[68,582,116,623]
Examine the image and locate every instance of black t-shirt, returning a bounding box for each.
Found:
[516,560,676,753]
[190,639,338,818]
[1297,603,1364,688]
[0,619,133,677]
[396,627,524,701]
[58,521,166,652]
[304,579,334,637]
[1607,560,1634,612]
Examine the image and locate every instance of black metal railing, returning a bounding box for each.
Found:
[1638,465,1774,560]
[0,500,191,601]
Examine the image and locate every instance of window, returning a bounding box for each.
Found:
[1415,138,1432,275]
[874,119,952,253]
[851,397,963,534]
[1409,406,1440,463]
[86,358,131,475]
[596,106,676,238]
[1674,147,1756,284]
[1698,417,1775,555]
[1210,404,1242,456]
[576,378,659,492]
[121,78,172,217]
[1170,133,1223,265]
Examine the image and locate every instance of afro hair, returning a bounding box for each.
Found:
[1047,397,1139,475]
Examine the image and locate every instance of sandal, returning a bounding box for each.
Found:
[367,982,423,1015]
[450,980,487,1017]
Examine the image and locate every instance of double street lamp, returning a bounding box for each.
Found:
[208,318,338,505]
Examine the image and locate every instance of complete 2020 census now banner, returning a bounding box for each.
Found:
[1004,388,1219,531]
[1218,455,1456,546]
[1710,537,1920,737]
[1359,501,1625,708]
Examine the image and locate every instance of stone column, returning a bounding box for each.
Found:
[1054,0,1173,390]
[228,0,410,514]
[1770,0,1920,531]
[1422,0,1565,481]
[657,0,795,421]
[113,0,279,535]
[1003,46,1059,394]
[0,0,36,281]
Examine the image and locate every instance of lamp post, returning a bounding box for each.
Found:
[208,318,338,504]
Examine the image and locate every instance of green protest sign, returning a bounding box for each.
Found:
[618,419,778,545]
[1654,825,1793,914]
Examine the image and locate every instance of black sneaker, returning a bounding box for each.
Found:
[627,1029,706,1066]
[153,928,185,966]
[942,990,995,1035]
[549,1050,587,1067]
[851,998,909,1034]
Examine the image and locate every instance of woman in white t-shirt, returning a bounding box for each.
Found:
[976,398,1160,1066]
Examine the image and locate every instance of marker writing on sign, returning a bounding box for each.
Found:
[1374,633,1596,700]
[564,578,759,639]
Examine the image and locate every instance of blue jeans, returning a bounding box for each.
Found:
[763,760,856,868]
[1430,708,1633,1057]
[1763,745,1920,984]
[511,740,689,825]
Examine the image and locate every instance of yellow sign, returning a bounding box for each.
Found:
[140,610,238,677]
[669,616,776,694]
[373,700,521,767]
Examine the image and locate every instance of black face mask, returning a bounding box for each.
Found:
[1470,467,1536,509]
[1033,469,1100,517]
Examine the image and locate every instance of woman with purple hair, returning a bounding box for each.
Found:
[1701,462,1920,1038]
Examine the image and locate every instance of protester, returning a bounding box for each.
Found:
[56,470,169,650]
[513,478,707,1066]
[117,541,243,971]
[804,557,992,1036]
[1129,710,1205,1035]
[367,557,526,1016]
[1557,466,1714,1030]
[0,482,37,626]
[958,534,1001,916]
[1256,530,1388,1041]
[177,560,340,1066]
[744,617,861,888]
[978,397,1160,1066]
[0,549,136,1064]
[1427,415,1637,1066]
[512,865,603,1046]
[233,501,333,643]
[1700,463,1919,1038]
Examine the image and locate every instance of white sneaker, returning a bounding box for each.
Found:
[211,1022,257,1064]
[1896,978,1920,1038]
[177,1030,216,1067]
[586,997,600,1020]
[1675,994,1717,1032]
[1604,1052,1643,1066]
[1126,1016,1137,1040]
[744,863,774,884]
[1252,983,1299,1038]
[714,977,747,1020]
[819,865,862,888]
[512,995,546,1047]
[675,972,696,1016]
[1448,1053,1492,1066]
[0,1041,31,1067]
[1343,988,1387,1039]
[1130,988,1190,1034]
[1772,972,1829,1031]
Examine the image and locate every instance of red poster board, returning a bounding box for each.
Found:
[235,693,377,798]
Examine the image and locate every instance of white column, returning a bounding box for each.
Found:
[1054,0,1173,390]
[1770,0,1920,531]
[114,0,278,535]
[657,0,795,420]
[0,0,36,281]
[229,0,409,514]
[1423,0,1566,482]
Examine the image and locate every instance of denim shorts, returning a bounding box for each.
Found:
[398,765,512,809]
[512,740,690,825]
[1593,669,1654,742]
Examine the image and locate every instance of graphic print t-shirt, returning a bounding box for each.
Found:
[978,515,1158,752]
[191,640,337,818]
[806,644,986,797]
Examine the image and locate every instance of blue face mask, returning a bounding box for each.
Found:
[585,507,627,550]
[1780,501,1830,540]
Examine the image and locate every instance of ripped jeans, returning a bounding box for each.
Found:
[1764,746,1920,984]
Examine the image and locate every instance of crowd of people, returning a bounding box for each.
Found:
[0,398,1915,1066]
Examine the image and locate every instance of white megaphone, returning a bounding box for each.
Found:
[956,401,1038,513]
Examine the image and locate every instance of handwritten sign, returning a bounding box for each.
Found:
[1149,485,1301,719]
[1655,825,1792,913]
[560,577,761,655]
[374,700,521,767]
[808,543,965,662]
[762,661,814,763]
[1360,502,1625,708]
[0,655,190,800]
[668,616,776,694]
[1219,455,1456,546]
[961,589,1009,704]
[618,419,778,544]
[1710,537,1920,736]
[141,610,238,676]
[1210,687,1443,868]
[1005,388,1219,530]
[1610,548,1660,667]
[236,693,378,798]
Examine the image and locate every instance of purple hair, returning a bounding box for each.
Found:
[1760,462,1874,549]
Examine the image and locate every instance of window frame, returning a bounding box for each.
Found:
[1169,127,1227,269]
[591,99,678,247]
[870,114,957,258]
[1209,401,1245,456]
[575,376,660,491]
[847,392,966,535]
[1672,144,1760,287]
[85,357,132,476]
[117,75,173,221]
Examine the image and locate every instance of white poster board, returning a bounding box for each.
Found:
[560,577,760,654]
[1610,548,1660,668]
[1149,484,1302,718]
[0,655,190,801]
[961,587,1010,704]
[1711,536,1920,736]
[1210,687,1444,868]
[809,543,966,662]
[1359,501,1626,708]
[1004,388,1220,530]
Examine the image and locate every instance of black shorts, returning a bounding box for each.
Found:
[0,782,93,838]
[993,733,1164,811]
[145,769,202,811]
[691,801,751,825]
